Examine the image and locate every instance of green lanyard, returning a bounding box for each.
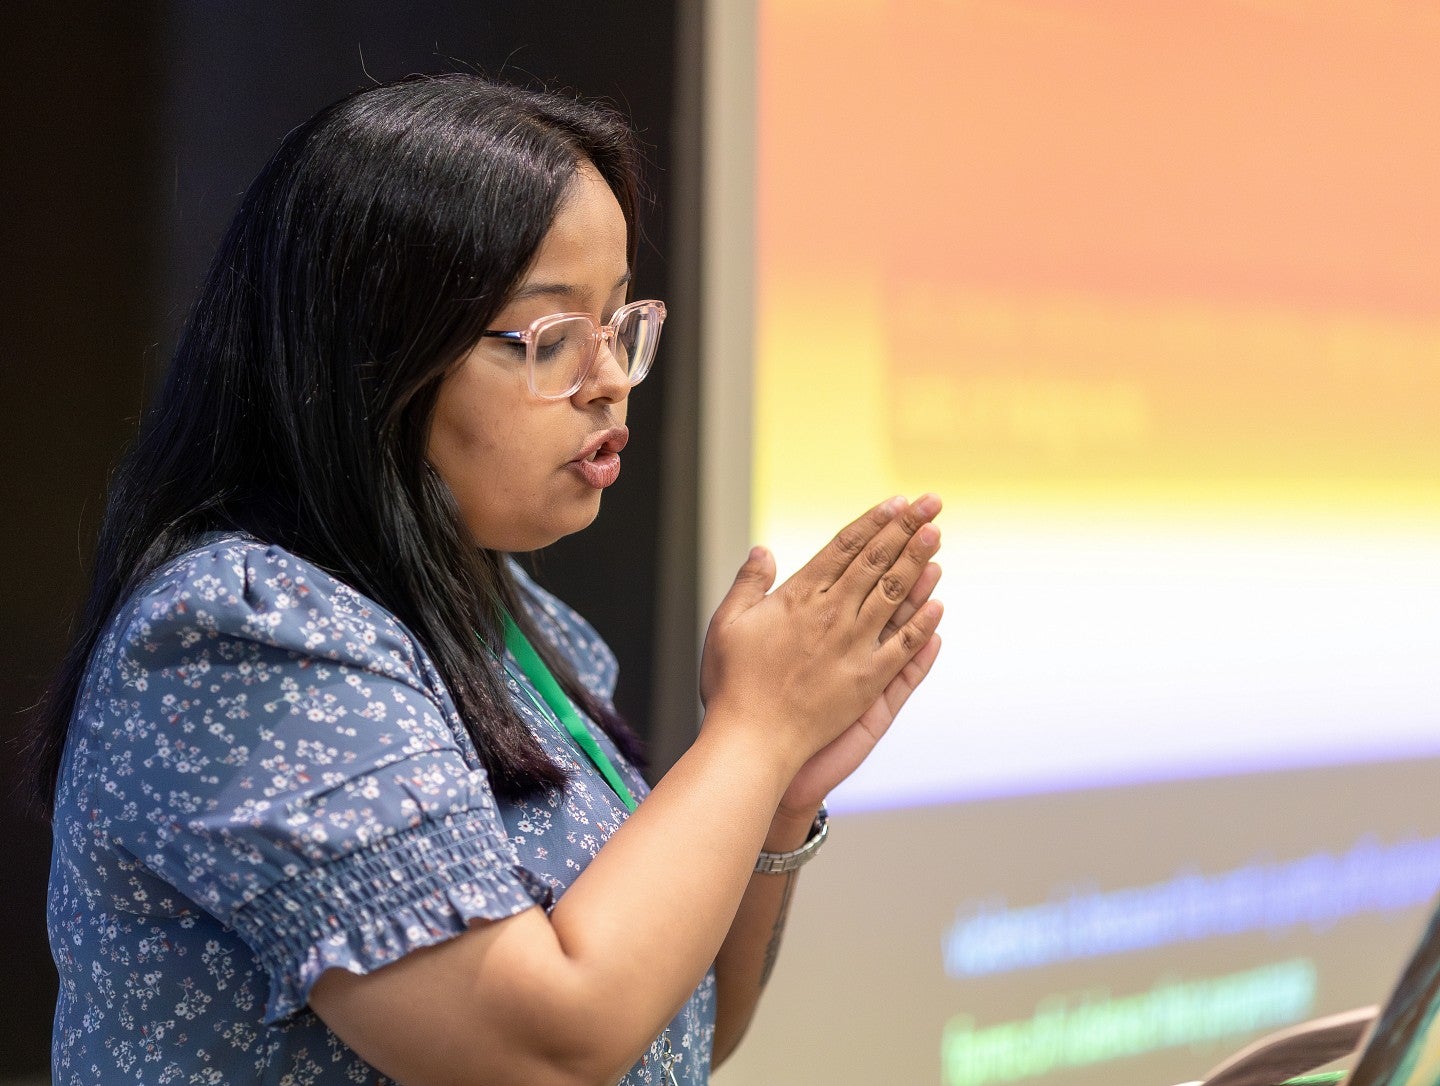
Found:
[501,612,638,813]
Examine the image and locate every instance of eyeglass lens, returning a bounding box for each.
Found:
[530,305,662,398]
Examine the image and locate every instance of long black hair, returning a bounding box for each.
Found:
[25,73,646,816]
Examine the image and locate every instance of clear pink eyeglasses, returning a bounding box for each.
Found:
[480,299,666,400]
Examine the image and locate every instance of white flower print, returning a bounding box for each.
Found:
[48,539,698,1085]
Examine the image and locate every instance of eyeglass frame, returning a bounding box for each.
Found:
[478,298,667,401]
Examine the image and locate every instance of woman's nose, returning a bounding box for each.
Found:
[579,335,631,403]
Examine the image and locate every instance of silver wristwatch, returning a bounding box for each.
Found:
[754,805,829,874]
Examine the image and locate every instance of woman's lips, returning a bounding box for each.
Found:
[570,450,621,489]
[568,426,628,489]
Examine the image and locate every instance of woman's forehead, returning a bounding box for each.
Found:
[510,166,629,303]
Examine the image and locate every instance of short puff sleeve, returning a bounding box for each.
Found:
[78,539,549,1022]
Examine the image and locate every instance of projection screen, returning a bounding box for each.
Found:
[704,4,1440,1085]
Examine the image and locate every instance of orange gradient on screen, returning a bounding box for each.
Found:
[754,0,1440,522]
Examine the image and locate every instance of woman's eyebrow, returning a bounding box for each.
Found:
[508,272,631,305]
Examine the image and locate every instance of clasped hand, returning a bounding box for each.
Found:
[699,494,945,819]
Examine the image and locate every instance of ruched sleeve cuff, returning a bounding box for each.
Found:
[232,811,554,1024]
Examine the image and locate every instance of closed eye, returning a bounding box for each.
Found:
[534,324,584,364]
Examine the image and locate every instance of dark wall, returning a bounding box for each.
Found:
[0,5,165,1078]
[0,3,693,1076]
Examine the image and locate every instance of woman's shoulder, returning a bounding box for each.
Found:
[108,534,428,687]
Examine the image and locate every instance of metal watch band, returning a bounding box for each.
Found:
[753,805,829,874]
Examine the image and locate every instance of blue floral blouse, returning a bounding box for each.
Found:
[48,536,715,1084]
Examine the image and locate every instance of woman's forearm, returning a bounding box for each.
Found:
[534,718,804,1078]
[710,806,816,1066]
[311,717,803,1086]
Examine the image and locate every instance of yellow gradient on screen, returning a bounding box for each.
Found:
[754,0,1440,527]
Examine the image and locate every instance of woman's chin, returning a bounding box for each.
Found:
[473,498,604,553]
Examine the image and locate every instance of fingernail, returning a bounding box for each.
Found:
[917,525,939,547]
[883,496,906,516]
[915,493,941,516]
[749,545,767,561]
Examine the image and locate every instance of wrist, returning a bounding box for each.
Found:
[688,710,799,808]
[699,698,812,784]
[763,804,820,853]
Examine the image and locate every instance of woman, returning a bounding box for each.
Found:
[31,73,943,1085]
